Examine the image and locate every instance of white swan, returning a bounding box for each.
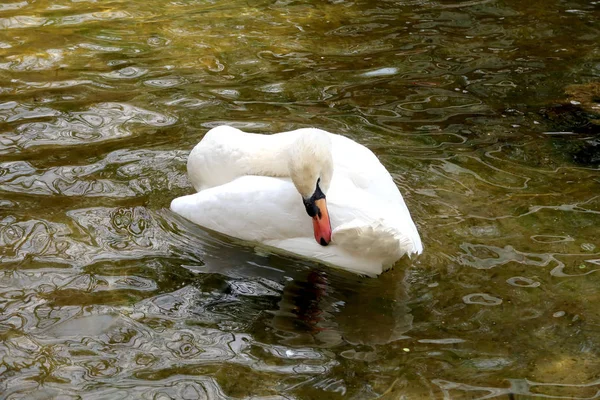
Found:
[170,125,422,276]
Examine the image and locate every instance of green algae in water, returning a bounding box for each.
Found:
[1,0,600,398]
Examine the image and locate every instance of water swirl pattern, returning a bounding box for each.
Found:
[1,0,600,398]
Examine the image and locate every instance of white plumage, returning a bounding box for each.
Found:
[171,125,422,276]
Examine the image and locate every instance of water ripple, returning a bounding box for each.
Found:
[0,49,65,71]
[2,0,600,397]
[0,10,131,30]
[0,149,188,197]
[0,103,177,155]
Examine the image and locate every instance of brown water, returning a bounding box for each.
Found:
[1,0,600,398]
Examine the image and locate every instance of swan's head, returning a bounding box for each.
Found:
[288,130,333,246]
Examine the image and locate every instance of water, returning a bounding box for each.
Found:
[1,0,599,398]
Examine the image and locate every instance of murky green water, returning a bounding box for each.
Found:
[1,0,600,398]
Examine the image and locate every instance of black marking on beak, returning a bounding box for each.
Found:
[319,238,328,246]
[302,178,326,218]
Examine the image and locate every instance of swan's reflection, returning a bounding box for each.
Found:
[273,270,330,335]
[270,268,413,348]
[176,210,415,349]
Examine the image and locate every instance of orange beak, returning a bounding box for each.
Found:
[312,198,332,246]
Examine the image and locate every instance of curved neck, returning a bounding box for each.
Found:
[238,129,333,198]
[237,132,297,178]
[189,127,332,194]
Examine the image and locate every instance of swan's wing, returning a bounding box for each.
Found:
[263,237,384,277]
[332,219,418,271]
[327,177,423,267]
[171,176,313,242]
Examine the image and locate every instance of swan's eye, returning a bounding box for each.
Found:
[303,199,319,217]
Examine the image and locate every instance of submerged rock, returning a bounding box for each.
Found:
[540,103,599,134]
[565,82,600,116]
[539,82,600,166]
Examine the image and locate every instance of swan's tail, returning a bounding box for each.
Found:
[332,219,421,270]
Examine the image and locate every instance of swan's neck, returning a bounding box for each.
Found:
[238,129,333,198]
[189,127,332,194]
[238,133,296,178]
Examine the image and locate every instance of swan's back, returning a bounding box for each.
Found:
[328,133,405,205]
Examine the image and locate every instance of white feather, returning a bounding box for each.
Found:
[171,126,422,276]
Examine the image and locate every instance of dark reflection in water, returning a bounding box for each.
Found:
[1,0,600,398]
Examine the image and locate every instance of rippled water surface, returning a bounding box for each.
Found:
[1,0,600,398]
